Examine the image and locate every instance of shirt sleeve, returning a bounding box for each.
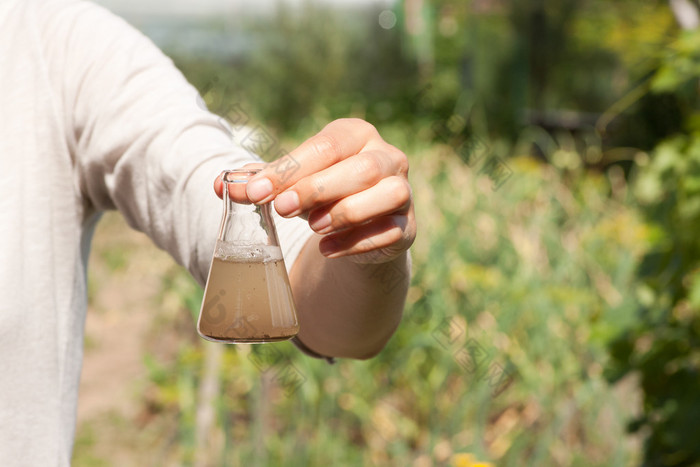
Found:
[37,0,313,286]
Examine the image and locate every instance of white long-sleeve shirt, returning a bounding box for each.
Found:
[0,0,312,464]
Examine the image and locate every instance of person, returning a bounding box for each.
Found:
[0,0,415,464]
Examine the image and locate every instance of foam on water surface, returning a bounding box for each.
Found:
[214,240,283,263]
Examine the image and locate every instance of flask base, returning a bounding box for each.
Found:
[197,331,298,344]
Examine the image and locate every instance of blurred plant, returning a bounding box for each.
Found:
[606,27,700,467]
[213,3,418,136]
[171,0,691,156]
[607,137,700,465]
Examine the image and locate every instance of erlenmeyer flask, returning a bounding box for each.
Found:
[197,168,299,343]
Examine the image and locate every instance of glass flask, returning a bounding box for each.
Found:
[197,168,299,343]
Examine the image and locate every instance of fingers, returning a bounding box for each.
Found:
[318,212,415,260]
[312,175,416,260]
[245,119,384,204]
[306,176,412,234]
[273,147,408,218]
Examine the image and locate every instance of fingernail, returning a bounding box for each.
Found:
[319,237,339,257]
[246,177,273,203]
[309,213,332,233]
[274,190,300,217]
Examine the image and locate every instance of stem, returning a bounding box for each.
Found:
[194,343,224,467]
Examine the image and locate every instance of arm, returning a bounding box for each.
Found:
[44,0,271,285]
[290,235,410,359]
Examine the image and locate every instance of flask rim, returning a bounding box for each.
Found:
[222,168,262,184]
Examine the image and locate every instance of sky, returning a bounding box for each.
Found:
[91,0,398,58]
[94,0,395,18]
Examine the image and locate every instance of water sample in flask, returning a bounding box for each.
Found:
[197,168,299,343]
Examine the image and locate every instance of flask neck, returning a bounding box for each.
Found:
[219,170,280,248]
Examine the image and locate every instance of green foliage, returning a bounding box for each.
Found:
[174,3,419,137]
[597,21,700,466]
[652,31,700,93]
[173,0,684,152]
[607,134,700,466]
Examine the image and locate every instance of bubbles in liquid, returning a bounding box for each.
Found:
[214,241,283,263]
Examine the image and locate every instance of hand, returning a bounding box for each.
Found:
[214,118,416,263]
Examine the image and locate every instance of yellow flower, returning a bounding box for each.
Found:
[452,453,475,467]
[451,453,494,467]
